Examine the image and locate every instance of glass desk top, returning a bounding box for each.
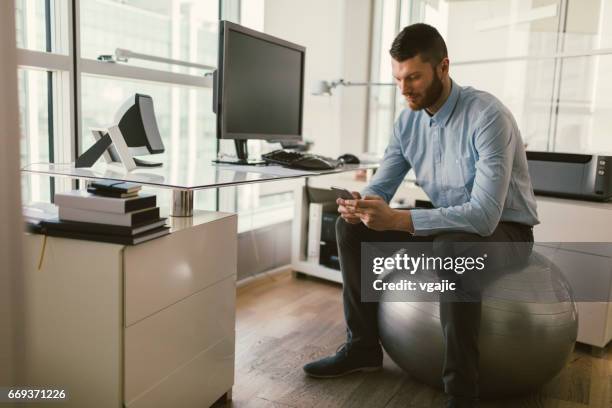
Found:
[22,161,379,191]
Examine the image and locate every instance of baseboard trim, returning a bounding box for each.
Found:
[236,264,292,288]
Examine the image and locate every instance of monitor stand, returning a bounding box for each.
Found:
[212,140,266,165]
[75,126,162,171]
[133,157,163,167]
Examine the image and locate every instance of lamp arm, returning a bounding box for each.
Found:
[113,48,216,71]
[342,81,395,87]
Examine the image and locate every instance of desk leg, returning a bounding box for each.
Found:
[213,388,232,406]
[172,189,194,217]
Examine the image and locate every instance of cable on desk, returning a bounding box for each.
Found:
[38,235,48,271]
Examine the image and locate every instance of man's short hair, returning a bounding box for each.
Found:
[389,23,448,65]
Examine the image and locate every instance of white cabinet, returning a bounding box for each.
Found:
[22,211,237,408]
[534,197,612,349]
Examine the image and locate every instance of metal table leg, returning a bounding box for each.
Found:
[172,189,194,217]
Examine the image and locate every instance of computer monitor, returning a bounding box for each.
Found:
[76,93,165,170]
[213,20,305,164]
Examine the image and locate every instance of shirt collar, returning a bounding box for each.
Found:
[429,79,460,128]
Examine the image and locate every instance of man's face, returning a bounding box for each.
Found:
[392,54,446,111]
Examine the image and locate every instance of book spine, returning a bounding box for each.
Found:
[59,207,143,226]
[131,208,160,225]
[55,194,126,213]
[124,196,156,212]
[43,229,130,245]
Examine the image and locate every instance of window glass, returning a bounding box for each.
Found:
[441,0,561,62]
[367,0,612,156]
[15,0,48,52]
[553,0,612,153]
[367,0,400,155]
[80,0,219,72]
[18,69,52,204]
[453,59,556,151]
[555,54,612,153]
[563,0,612,54]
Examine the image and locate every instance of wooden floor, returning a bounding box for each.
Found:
[217,271,611,408]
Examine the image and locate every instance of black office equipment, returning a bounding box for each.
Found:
[86,188,138,198]
[526,151,611,201]
[40,225,170,245]
[261,150,338,170]
[89,180,142,194]
[331,186,354,200]
[40,218,168,237]
[76,93,164,169]
[213,21,305,164]
[319,211,340,270]
[337,153,360,164]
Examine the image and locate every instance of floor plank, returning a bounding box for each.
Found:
[216,272,611,408]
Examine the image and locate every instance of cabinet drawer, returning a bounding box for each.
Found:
[124,275,235,403]
[124,215,237,326]
[574,301,611,347]
[125,337,234,408]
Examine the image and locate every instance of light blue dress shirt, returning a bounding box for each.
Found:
[362,79,539,237]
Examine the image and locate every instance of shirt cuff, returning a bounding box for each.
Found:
[410,208,435,236]
[360,188,388,202]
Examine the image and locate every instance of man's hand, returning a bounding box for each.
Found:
[342,195,415,232]
[337,191,362,224]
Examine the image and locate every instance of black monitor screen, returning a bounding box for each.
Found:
[222,26,304,139]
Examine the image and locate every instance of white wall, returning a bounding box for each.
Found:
[0,0,24,386]
[263,0,372,157]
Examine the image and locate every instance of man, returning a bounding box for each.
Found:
[303,23,539,408]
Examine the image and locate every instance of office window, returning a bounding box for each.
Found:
[556,54,612,154]
[553,0,612,154]
[18,69,52,204]
[15,0,48,53]
[367,0,612,156]
[16,0,292,231]
[367,0,401,155]
[80,0,218,71]
[430,0,561,152]
[77,0,228,211]
[16,0,72,205]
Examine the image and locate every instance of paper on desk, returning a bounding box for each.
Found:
[213,163,317,176]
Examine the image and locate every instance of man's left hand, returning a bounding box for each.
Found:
[343,196,414,232]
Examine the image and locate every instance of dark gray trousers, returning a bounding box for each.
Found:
[335,218,534,398]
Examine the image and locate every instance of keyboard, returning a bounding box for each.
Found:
[261,150,339,171]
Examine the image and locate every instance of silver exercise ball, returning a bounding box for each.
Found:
[378,251,578,397]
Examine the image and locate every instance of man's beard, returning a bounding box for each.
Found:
[405,72,444,111]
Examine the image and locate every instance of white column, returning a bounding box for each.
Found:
[0,0,24,386]
[170,0,181,181]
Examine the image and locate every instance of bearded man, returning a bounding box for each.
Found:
[303,23,539,408]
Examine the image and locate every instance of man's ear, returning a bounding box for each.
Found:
[437,57,450,77]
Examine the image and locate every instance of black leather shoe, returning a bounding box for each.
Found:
[303,343,382,378]
[446,396,479,408]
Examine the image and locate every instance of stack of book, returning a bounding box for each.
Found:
[39,181,169,245]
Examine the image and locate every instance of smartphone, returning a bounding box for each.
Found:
[331,186,355,200]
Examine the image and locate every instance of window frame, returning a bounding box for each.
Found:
[366,0,612,155]
[17,0,75,166]
[17,0,295,231]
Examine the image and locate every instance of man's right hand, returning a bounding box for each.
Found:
[337,191,362,224]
